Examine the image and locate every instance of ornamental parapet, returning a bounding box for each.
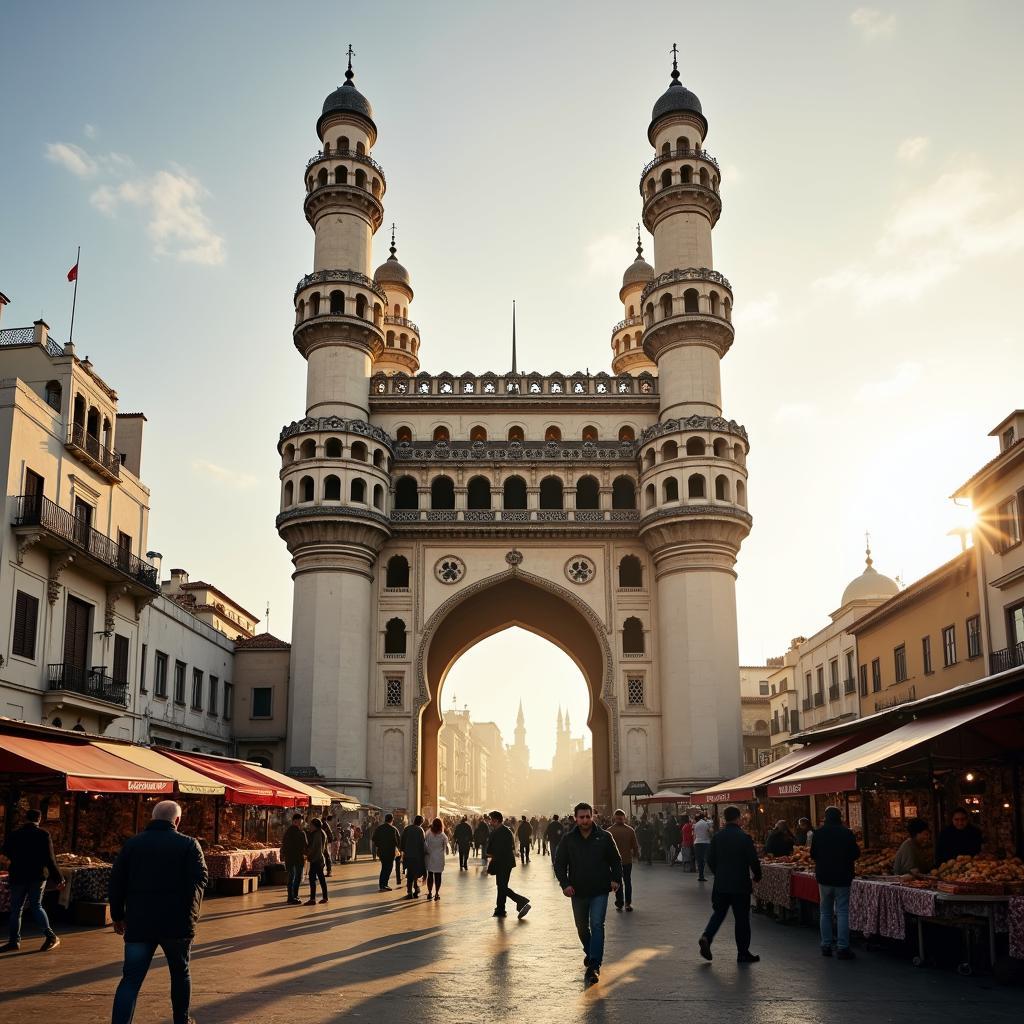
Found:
[641,147,720,178]
[369,370,657,399]
[641,268,731,305]
[638,415,748,446]
[306,148,386,177]
[395,439,639,463]
[279,416,395,450]
[295,270,389,305]
[639,503,753,527]
[390,509,641,526]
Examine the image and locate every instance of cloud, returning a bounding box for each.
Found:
[850,7,896,39]
[856,361,923,402]
[46,142,97,177]
[734,291,779,328]
[83,123,97,139]
[192,460,256,488]
[896,136,929,163]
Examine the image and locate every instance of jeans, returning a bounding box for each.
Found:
[571,893,609,967]
[694,842,710,879]
[8,880,55,943]
[819,884,851,950]
[519,841,530,863]
[286,861,303,901]
[615,864,633,908]
[111,938,192,1024]
[458,846,470,870]
[308,860,327,900]
[494,868,526,913]
[378,855,395,889]
[702,891,752,955]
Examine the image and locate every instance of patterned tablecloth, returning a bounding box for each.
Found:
[0,866,112,911]
[753,863,796,910]
[205,848,281,880]
[1009,897,1024,959]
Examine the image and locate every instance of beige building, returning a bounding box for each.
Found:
[162,568,259,640]
[767,651,799,760]
[232,632,291,770]
[954,410,1024,673]
[278,58,753,814]
[739,665,772,770]
[850,548,983,715]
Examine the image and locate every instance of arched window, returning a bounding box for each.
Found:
[618,555,643,588]
[715,475,731,501]
[661,141,671,156]
[643,449,656,471]
[346,441,365,462]
[661,440,678,461]
[618,425,635,442]
[676,136,690,152]
[324,437,342,458]
[687,474,706,499]
[334,166,347,185]
[373,484,384,510]
[371,178,381,197]
[317,167,328,187]
[581,424,598,442]
[645,303,655,327]
[660,293,673,319]
[709,290,720,316]
[384,618,407,655]
[300,476,314,502]
[661,168,673,189]
[355,294,367,318]
[338,135,349,151]
[373,303,382,326]
[470,424,487,442]
[508,425,525,442]
[645,178,655,197]
[539,476,563,509]
[699,167,710,187]
[373,448,385,468]
[467,476,492,509]
[296,299,305,323]
[396,426,413,443]
[350,477,366,503]
[734,443,745,465]
[87,406,100,439]
[356,141,365,155]
[723,297,732,322]
[386,555,410,588]
[355,169,366,189]
[324,475,341,500]
[544,425,562,442]
[44,380,62,411]
[300,439,317,459]
[431,476,455,510]
[713,437,729,459]
[309,292,321,316]
[284,443,296,463]
[329,290,344,314]
[683,288,700,313]
[503,475,527,509]
[612,476,637,510]
[663,477,679,502]
[685,437,706,457]
[644,483,656,510]
[433,425,450,442]
[283,481,294,507]
[681,165,693,184]
[576,475,600,510]
[73,394,86,428]
[623,617,645,655]
[395,475,419,509]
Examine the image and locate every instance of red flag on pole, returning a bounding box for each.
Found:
[67,262,78,282]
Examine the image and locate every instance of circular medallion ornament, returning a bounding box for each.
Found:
[565,555,596,585]
[505,549,524,567]
[435,556,466,584]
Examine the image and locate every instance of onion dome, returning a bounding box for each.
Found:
[622,226,654,290]
[649,47,707,142]
[841,545,900,606]
[317,50,376,139]
[374,225,412,293]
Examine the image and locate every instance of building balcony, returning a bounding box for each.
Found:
[389,508,640,526]
[66,424,121,482]
[306,147,386,177]
[48,662,129,708]
[992,641,1024,674]
[813,692,825,707]
[640,147,720,179]
[843,677,856,695]
[828,684,840,702]
[801,697,811,711]
[12,494,159,593]
[384,314,419,334]
[611,315,644,338]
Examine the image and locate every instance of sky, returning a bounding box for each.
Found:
[2,2,1023,761]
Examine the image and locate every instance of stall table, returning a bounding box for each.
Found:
[0,865,111,912]
[790,871,820,904]
[753,863,796,911]
[205,848,281,879]
[1009,896,1024,960]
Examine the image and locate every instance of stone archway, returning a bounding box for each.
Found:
[415,568,616,816]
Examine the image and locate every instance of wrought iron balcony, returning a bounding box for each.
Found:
[48,662,129,708]
[843,678,856,695]
[813,692,825,707]
[12,493,159,591]
[641,267,732,305]
[611,315,644,335]
[66,424,121,481]
[0,326,65,358]
[294,269,389,305]
[641,147,720,179]
[992,641,1024,674]
[306,148,385,177]
[828,684,840,702]
[384,315,419,333]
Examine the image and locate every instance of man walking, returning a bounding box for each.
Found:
[608,808,640,912]
[809,806,860,960]
[474,817,490,862]
[554,802,622,985]
[372,814,401,891]
[281,812,308,905]
[109,800,208,1024]
[401,815,426,899]
[485,811,530,919]
[636,817,654,866]
[516,814,533,865]
[453,815,473,871]
[697,805,761,964]
[545,813,565,859]
[322,813,335,877]
[692,812,714,881]
[538,815,549,855]
[1,808,63,953]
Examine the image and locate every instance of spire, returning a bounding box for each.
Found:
[636,223,644,260]
[511,299,518,375]
[345,44,356,87]
[388,222,398,261]
[864,530,873,570]
[557,706,563,731]
[670,42,680,86]
[517,699,524,725]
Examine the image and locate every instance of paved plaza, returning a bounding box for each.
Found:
[2,853,1021,1023]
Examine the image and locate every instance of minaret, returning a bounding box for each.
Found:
[277,52,392,798]
[637,48,751,788]
[611,225,657,376]
[373,224,421,376]
[514,700,526,747]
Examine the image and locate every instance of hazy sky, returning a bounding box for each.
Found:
[3,3,1023,755]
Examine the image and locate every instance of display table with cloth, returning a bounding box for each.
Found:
[204,848,281,879]
[1009,896,1024,960]
[790,870,821,904]
[0,866,112,911]
[753,863,796,910]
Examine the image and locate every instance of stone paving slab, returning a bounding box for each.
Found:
[0,853,1020,1023]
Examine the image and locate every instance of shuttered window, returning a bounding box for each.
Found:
[12,591,39,659]
[113,634,129,683]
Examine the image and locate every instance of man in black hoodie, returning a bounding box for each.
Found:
[1,808,64,953]
[486,811,531,919]
[553,802,622,984]
[453,816,473,871]
[809,806,860,959]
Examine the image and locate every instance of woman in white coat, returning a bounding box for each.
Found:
[423,817,450,901]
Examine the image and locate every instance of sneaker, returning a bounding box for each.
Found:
[318,898,329,904]
[821,946,833,957]
[517,900,531,919]
[40,935,60,952]
[836,949,856,961]
[737,952,760,963]
[0,941,21,953]
[698,935,712,961]
[584,966,599,983]
[303,899,316,906]
[493,909,507,918]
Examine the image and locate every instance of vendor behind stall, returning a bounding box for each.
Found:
[935,807,983,865]
[764,820,795,857]
[892,817,932,877]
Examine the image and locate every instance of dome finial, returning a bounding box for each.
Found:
[389,222,397,260]
[670,42,680,84]
[345,43,355,85]
[636,223,644,260]
[865,530,873,569]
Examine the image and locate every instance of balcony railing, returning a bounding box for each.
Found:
[13,494,159,590]
[801,697,811,711]
[641,147,721,179]
[611,315,644,335]
[66,424,121,480]
[814,692,825,707]
[306,147,386,177]
[390,508,640,525]
[992,641,1024,674]
[843,678,856,695]
[0,326,65,358]
[48,663,128,708]
[383,315,420,333]
[828,684,840,702]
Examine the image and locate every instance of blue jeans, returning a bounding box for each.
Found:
[694,843,710,878]
[615,864,633,908]
[571,892,609,967]
[8,880,55,943]
[286,861,303,901]
[819,884,851,950]
[111,938,192,1024]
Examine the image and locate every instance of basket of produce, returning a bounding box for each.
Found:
[931,854,1024,893]
[854,848,898,877]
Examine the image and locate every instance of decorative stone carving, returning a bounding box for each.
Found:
[505,549,523,567]
[47,552,75,606]
[565,555,596,585]
[15,530,43,565]
[434,556,465,584]
[105,584,129,634]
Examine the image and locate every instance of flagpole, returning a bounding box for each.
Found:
[69,246,80,346]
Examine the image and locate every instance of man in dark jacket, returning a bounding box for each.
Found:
[554,802,622,984]
[281,812,308,905]
[936,807,983,865]
[453,816,473,871]
[516,814,533,864]
[698,805,761,964]
[372,814,402,891]
[473,818,490,861]
[109,800,208,1024]
[809,806,860,959]
[1,808,64,952]
[545,814,565,859]
[401,815,426,898]
[486,810,530,919]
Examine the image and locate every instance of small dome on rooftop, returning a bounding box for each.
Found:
[621,228,654,290]
[374,226,411,290]
[649,52,707,141]
[841,548,900,606]
[317,59,376,138]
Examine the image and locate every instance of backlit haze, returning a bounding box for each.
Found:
[2,3,1022,759]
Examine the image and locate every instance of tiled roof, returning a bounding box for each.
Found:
[235,632,290,651]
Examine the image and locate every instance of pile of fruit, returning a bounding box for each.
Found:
[899,878,936,890]
[762,847,812,867]
[54,853,111,867]
[930,854,1024,885]
[855,848,899,877]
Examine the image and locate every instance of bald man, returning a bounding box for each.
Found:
[109,800,208,1024]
